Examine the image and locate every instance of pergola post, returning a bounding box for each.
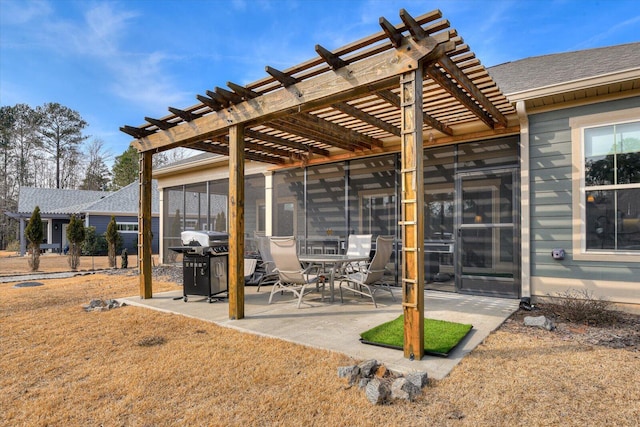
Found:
[138,150,153,299]
[228,125,245,320]
[400,67,425,360]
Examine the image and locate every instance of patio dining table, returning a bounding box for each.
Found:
[298,254,370,302]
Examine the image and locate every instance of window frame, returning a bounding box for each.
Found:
[571,107,640,262]
[116,222,139,233]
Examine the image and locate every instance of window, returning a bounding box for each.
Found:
[572,108,640,259]
[116,222,138,233]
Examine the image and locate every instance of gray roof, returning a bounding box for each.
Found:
[81,180,159,215]
[17,187,108,215]
[16,181,159,216]
[155,152,221,171]
[488,42,640,95]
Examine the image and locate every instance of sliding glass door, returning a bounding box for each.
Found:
[456,168,519,297]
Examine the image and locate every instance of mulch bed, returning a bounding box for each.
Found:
[502,302,640,352]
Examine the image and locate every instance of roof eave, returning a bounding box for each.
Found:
[504,67,640,103]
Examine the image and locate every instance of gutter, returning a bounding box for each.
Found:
[505,68,640,102]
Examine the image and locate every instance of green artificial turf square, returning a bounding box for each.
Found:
[360,315,472,357]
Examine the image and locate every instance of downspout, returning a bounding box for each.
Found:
[516,100,531,303]
[264,171,273,236]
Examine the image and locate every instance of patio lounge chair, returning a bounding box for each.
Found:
[255,234,279,292]
[338,235,396,308]
[268,236,326,308]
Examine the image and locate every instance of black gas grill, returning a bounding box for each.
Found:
[169,231,229,303]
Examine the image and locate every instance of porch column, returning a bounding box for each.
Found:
[138,150,153,299]
[400,67,425,360]
[19,218,25,256]
[228,124,245,320]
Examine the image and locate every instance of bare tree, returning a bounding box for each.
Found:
[81,138,112,191]
[0,106,17,249]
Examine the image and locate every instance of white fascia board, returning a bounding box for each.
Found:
[505,68,640,102]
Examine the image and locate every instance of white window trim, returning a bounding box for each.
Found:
[570,106,640,262]
[116,222,139,233]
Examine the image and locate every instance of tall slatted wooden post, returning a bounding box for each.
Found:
[400,67,425,360]
[228,125,245,319]
[138,150,153,299]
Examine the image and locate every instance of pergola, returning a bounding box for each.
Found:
[121,8,518,360]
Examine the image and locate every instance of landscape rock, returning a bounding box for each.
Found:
[365,378,391,405]
[406,371,429,388]
[391,377,422,401]
[83,298,122,312]
[357,359,378,377]
[524,315,555,331]
[337,365,359,379]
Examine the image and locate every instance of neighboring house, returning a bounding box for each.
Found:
[151,41,639,310]
[7,180,160,255]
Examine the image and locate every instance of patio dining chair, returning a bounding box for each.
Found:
[255,234,279,292]
[343,234,372,274]
[268,236,326,308]
[338,235,396,308]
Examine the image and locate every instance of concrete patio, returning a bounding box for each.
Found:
[120,286,519,380]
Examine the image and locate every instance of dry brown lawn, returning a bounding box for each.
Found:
[0,251,138,275]
[1,254,639,426]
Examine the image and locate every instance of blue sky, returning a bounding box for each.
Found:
[1,0,639,159]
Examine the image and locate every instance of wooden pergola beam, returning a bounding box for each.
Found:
[288,113,383,150]
[265,66,298,87]
[227,81,260,100]
[196,94,224,111]
[216,133,300,158]
[206,90,230,108]
[120,125,154,139]
[186,140,285,164]
[244,129,330,157]
[267,118,354,151]
[331,102,401,137]
[379,16,403,48]
[376,89,453,136]
[144,116,176,130]
[131,35,439,153]
[215,86,244,105]
[168,107,202,122]
[425,64,496,129]
[400,8,427,41]
[436,55,508,128]
[272,116,372,151]
[315,44,349,70]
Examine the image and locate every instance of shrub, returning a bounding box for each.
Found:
[6,240,20,253]
[82,226,108,255]
[66,215,85,271]
[550,289,620,326]
[25,206,43,271]
[105,216,122,268]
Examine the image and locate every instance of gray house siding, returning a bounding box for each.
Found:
[529,97,640,284]
[88,215,160,254]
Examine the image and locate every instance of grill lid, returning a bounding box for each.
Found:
[181,230,229,247]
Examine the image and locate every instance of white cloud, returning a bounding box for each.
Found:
[0,0,52,25]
